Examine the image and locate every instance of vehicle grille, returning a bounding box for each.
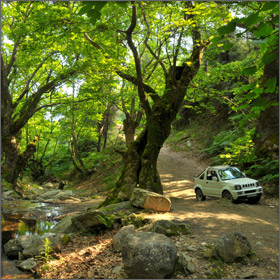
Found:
[242,183,255,188]
[245,190,256,194]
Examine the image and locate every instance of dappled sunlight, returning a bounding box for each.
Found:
[161,172,195,199]
[142,203,279,233]
[38,231,123,279]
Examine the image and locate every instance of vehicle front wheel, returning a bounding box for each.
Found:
[222,191,236,203]
[196,188,206,201]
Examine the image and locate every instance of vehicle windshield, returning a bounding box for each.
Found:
[218,167,245,181]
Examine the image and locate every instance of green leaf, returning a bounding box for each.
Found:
[238,103,250,110]
[241,66,257,75]
[271,16,279,25]
[261,1,279,11]
[116,1,129,8]
[243,13,261,28]
[253,87,263,95]
[251,97,267,111]
[241,91,258,101]
[265,77,277,93]
[223,43,233,51]
[217,21,236,35]
[253,22,273,38]
[262,51,277,64]
[209,36,222,48]
[78,1,95,15]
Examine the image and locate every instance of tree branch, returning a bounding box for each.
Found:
[12,69,76,134]
[6,40,20,74]
[125,3,152,116]
[142,7,168,78]
[13,50,59,109]
[84,28,158,102]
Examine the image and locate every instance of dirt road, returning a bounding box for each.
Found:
[154,145,279,279]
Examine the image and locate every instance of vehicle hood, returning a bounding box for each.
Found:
[223,178,257,185]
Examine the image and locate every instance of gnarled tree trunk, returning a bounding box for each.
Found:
[97,2,208,207]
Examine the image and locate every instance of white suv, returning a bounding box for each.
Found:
[194,165,262,203]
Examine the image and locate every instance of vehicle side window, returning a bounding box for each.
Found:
[207,170,218,181]
[199,173,204,180]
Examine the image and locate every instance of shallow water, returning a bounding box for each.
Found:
[1,200,61,278]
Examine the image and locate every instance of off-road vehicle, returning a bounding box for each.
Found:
[194,165,262,203]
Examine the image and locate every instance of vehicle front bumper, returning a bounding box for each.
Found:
[232,187,263,200]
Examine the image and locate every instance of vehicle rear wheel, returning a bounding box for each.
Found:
[196,188,206,201]
[248,196,261,204]
[222,191,236,203]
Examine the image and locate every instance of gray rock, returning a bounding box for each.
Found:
[55,190,74,201]
[113,225,136,252]
[120,231,177,279]
[138,219,191,237]
[187,262,195,273]
[176,252,195,274]
[102,201,132,214]
[40,190,73,200]
[239,271,257,279]
[51,214,81,234]
[4,238,23,258]
[2,190,20,199]
[4,233,63,259]
[112,265,123,274]
[17,258,37,271]
[212,232,251,263]
[40,190,61,199]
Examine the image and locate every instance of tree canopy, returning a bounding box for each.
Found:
[1,1,278,199]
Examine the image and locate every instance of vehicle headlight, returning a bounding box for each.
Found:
[234,185,242,190]
[256,181,260,187]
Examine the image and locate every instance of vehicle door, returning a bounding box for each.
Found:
[204,170,220,196]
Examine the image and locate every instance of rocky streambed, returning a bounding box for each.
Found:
[1,189,104,279]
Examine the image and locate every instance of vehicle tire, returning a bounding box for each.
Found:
[222,191,236,203]
[248,196,261,204]
[196,188,206,201]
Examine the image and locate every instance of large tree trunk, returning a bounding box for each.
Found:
[100,85,188,206]
[2,130,38,195]
[98,2,206,207]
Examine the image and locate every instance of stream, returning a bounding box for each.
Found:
[1,197,103,279]
[1,200,63,279]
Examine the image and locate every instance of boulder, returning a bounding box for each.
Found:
[130,188,171,212]
[113,225,136,252]
[212,232,251,263]
[40,190,61,200]
[51,203,131,234]
[102,201,132,214]
[138,219,191,236]
[4,238,23,258]
[39,190,73,201]
[17,258,37,271]
[2,190,20,200]
[4,233,63,259]
[55,190,74,201]
[120,231,177,278]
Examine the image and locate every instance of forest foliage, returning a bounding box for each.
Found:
[1,1,278,196]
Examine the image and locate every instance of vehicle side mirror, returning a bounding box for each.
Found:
[242,173,246,177]
[212,176,218,181]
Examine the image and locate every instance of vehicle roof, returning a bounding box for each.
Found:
[207,165,232,170]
